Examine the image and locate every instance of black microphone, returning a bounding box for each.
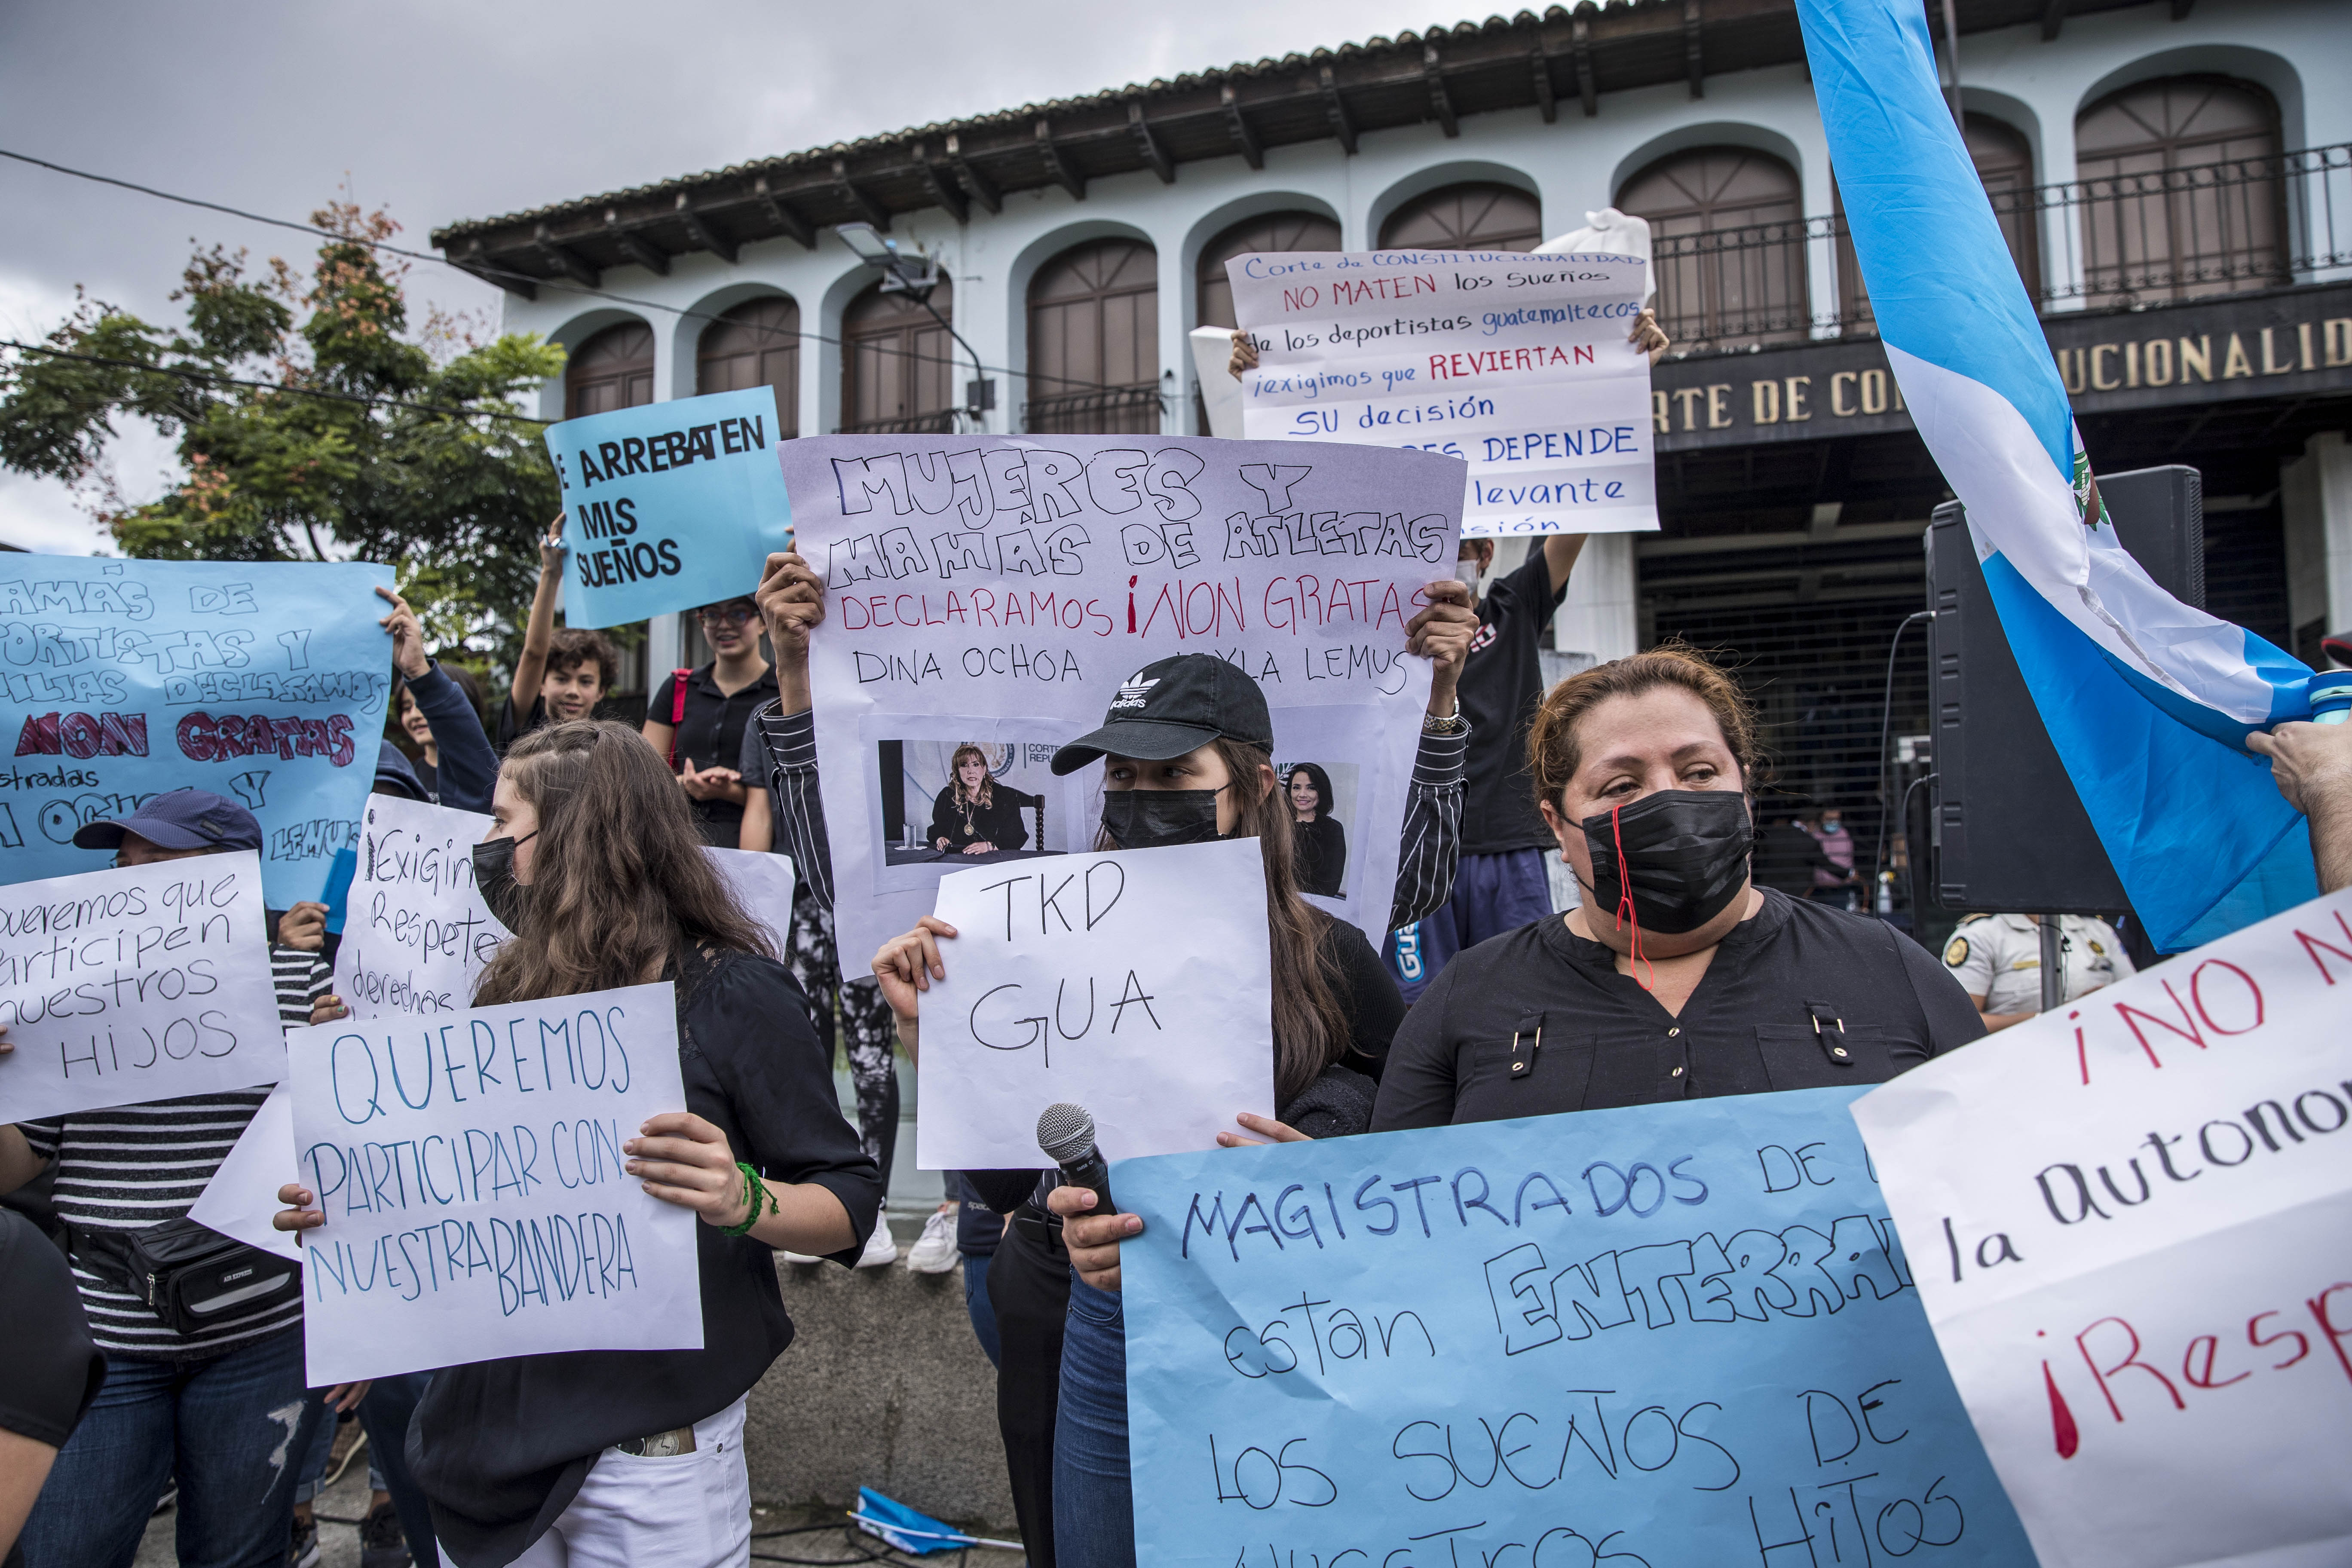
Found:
[1036,1102,1117,1216]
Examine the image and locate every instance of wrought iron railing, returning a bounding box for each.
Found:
[1649,142,2352,356]
[1023,383,1164,436]
[836,408,962,435]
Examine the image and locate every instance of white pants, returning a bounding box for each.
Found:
[511,1396,752,1568]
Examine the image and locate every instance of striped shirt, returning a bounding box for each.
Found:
[16,943,328,1359]
[747,703,1468,931]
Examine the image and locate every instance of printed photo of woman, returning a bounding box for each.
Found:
[1286,762,1346,897]
[928,743,1044,855]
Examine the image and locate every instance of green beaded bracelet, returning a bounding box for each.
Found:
[720,1162,776,1236]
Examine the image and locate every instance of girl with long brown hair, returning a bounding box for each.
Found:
[277,720,882,1568]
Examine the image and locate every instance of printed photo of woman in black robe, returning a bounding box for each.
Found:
[1286,762,1346,896]
[929,743,1044,855]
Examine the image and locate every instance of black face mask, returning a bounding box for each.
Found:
[1580,789,1753,936]
[1100,788,1223,850]
[473,831,536,931]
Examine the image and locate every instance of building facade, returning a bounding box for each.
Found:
[437,0,2352,849]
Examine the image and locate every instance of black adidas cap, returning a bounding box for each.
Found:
[1050,654,1274,775]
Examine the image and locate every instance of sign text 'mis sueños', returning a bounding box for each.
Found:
[551,409,772,593]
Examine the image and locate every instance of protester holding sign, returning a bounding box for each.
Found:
[379,585,496,814]
[1369,645,1987,1131]
[0,791,347,1568]
[275,720,880,1567]
[500,520,621,752]
[643,596,778,849]
[753,549,1474,1567]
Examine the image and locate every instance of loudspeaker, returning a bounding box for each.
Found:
[1926,464,2205,916]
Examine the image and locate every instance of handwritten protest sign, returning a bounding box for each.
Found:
[0,557,392,906]
[329,795,794,1023]
[1121,1087,2034,1567]
[1230,251,1657,538]
[784,434,1459,965]
[916,839,1272,1168]
[285,981,700,1383]
[0,853,284,1122]
[545,387,792,628]
[1852,890,2352,1568]
[190,1081,303,1263]
[332,794,502,1020]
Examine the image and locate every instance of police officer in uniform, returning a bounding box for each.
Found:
[1942,912,2135,1031]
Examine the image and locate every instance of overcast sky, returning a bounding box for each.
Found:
[0,0,1449,554]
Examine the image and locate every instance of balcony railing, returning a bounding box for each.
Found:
[836,408,962,436]
[1649,142,2352,355]
[1023,383,1164,436]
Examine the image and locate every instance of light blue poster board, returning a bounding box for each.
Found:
[543,387,792,629]
[1120,1086,2036,1567]
[0,558,393,908]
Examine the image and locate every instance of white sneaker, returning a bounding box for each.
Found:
[856,1210,899,1268]
[906,1205,959,1273]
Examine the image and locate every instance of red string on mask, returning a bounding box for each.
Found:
[1611,802,1656,991]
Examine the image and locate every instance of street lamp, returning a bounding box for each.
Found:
[836,223,993,423]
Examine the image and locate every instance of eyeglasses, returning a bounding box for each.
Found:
[696,606,756,627]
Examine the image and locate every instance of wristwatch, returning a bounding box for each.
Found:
[1422,705,1467,737]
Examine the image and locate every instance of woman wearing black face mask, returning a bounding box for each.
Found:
[276,721,882,1568]
[1369,645,1986,1133]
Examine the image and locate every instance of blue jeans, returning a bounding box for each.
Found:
[19,1326,311,1568]
[1053,1274,1133,1568]
[1385,847,1556,1003]
[962,1250,1003,1369]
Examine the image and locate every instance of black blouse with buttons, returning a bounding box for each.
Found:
[1371,888,1987,1130]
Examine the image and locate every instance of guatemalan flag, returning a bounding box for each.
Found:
[1795,0,2318,950]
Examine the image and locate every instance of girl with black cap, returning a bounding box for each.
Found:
[744,548,1476,1568]
[870,640,1477,1568]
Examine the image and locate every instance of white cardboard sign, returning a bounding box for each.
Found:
[0,852,284,1122]
[1851,889,2352,1568]
[1230,250,1658,537]
[188,1081,303,1263]
[330,794,793,1023]
[915,838,1274,1169]
[332,795,503,1020]
[286,981,701,1383]
[784,434,1456,968]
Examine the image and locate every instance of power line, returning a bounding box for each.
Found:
[0,145,1141,398]
[0,339,548,426]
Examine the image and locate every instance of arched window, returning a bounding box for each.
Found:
[696,297,799,437]
[1026,239,1160,435]
[841,278,956,435]
[564,322,653,418]
[2076,75,2285,305]
[1378,184,1541,251]
[1838,115,2040,328]
[1197,212,1342,329]
[1619,148,1807,349]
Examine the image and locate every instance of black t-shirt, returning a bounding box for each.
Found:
[0,1209,102,1449]
[407,949,883,1566]
[650,664,779,846]
[495,693,547,753]
[1372,889,1986,1130]
[1456,548,1570,855]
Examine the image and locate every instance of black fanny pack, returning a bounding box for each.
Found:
[71,1219,300,1337]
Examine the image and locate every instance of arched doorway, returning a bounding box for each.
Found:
[1378,183,1542,251]
[2076,75,2285,305]
[564,322,654,417]
[840,278,956,435]
[696,297,799,437]
[1026,239,1160,435]
[1620,148,1807,350]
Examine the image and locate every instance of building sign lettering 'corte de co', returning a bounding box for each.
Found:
[1650,282,2352,453]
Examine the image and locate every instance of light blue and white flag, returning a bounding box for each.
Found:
[1797,0,2317,949]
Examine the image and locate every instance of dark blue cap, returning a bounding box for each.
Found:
[72,788,263,854]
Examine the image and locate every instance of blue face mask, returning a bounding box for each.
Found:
[1100,788,1223,850]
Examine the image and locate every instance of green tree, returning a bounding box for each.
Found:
[0,201,566,668]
